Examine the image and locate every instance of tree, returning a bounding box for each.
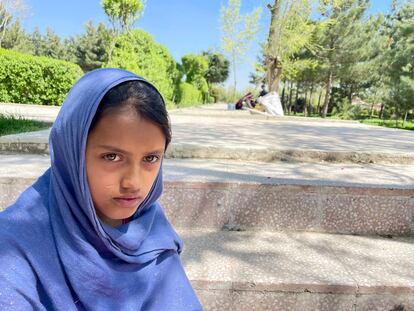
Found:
[30,27,67,60]
[101,0,145,62]
[202,51,230,85]
[220,0,261,99]
[316,0,370,117]
[333,14,387,115]
[101,0,144,33]
[107,29,179,105]
[0,0,27,47]
[0,18,33,53]
[382,0,414,125]
[264,0,315,93]
[181,54,209,103]
[74,21,110,72]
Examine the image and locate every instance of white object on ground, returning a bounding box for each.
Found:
[259,92,284,116]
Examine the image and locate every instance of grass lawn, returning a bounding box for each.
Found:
[285,112,414,131]
[359,118,414,131]
[0,114,51,136]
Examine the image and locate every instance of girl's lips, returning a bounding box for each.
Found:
[113,197,141,208]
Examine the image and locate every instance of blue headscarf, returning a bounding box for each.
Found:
[0,68,202,310]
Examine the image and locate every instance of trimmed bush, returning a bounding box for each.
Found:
[107,29,179,106]
[0,49,83,105]
[177,82,202,107]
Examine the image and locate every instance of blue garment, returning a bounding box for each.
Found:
[0,68,202,310]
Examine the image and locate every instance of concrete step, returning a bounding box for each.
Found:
[179,229,414,311]
[2,103,414,165]
[1,127,414,165]
[1,155,413,236]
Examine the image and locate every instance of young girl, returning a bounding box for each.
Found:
[0,68,202,310]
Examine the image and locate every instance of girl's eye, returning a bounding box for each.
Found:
[103,153,121,162]
[143,155,159,163]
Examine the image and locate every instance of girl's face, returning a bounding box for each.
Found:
[85,110,166,227]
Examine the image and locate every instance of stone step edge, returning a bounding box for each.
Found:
[2,177,413,236]
[1,142,413,164]
[166,180,414,195]
[189,279,414,296]
[2,176,413,195]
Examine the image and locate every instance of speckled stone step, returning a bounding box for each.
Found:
[1,155,413,236]
[178,229,414,311]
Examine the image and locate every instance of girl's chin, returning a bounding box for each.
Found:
[97,210,137,227]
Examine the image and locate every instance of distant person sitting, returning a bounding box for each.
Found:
[259,84,268,97]
[236,92,255,109]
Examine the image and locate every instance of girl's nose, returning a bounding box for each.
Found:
[120,165,141,191]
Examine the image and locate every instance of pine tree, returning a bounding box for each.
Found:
[383,1,414,124]
[74,21,110,72]
[316,0,369,117]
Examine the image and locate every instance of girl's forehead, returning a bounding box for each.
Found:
[87,112,165,152]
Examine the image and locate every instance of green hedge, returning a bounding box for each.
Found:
[0,48,83,105]
[177,82,202,107]
[107,29,179,107]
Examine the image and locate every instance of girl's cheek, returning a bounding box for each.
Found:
[103,183,114,190]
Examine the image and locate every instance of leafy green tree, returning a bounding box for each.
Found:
[107,29,179,105]
[316,0,370,117]
[101,0,145,62]
[0,18,34,54]
[181,54,209,103]
[101,0,144,33]
[0,0,27,48]
[202,51,230,85]
[74,21,110,72]
[220,0,261,99]
[181,54,208,83]
[264,0,315,92]
[336,15,385,105]
[382,0,414,125]
[30,27,67,60]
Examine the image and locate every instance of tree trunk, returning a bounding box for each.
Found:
[322,71,333,118]
[272,64,282,93]
[288,80,294,115]
[265,1,282,93]
[370,103,374,118]
[232,53,237,102]
[348,84,354,104]
[403,110,408,127]
[304,85,308,117]
[379,103,385,119]
[308,84,314,116]
[294,82,300,115]
[281,80,286,112]
[0,14,12,48]
[317,89,322,115]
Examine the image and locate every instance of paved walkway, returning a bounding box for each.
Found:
[0,102,60,122]
[1,103,414,164]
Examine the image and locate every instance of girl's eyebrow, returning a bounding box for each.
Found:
[96,145,129,154]
[96,145,164,155]
[144,149,165,155]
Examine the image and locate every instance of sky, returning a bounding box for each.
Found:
[21,0,393,92]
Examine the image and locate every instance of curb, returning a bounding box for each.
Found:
[1,141,414,164]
